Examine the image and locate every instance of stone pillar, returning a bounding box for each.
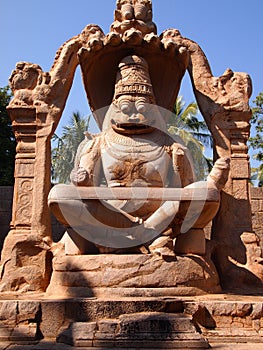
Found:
[0,33,82,292]
[210,111,258,291]
[168,33,259,290]
[8,107,36,232]
[0,107,53,292]
[7,108,55,237]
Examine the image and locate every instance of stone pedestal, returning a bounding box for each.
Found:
[1,296,263,347]
[46,254,221,297]
[57,312,209,348]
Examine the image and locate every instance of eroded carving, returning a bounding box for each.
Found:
[15,179,33,226]
[111,0,157,36]
[9,34,83,120]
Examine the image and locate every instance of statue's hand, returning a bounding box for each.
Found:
[70,167,89,186]
[207,157,230,190]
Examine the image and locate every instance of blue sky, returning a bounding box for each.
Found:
[1,0,262,143]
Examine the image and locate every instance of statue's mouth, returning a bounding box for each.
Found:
[111,121,154,134]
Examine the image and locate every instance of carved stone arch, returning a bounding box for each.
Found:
[0,0,257,295]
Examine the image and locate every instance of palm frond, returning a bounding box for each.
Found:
[51,112,90,183]
[169,96,213,180]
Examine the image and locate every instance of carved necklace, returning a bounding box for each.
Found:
[103,128,170,161]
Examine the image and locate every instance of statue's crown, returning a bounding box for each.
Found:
[114,55,154,99]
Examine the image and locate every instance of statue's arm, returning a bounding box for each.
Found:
[171,143,196,188]
[70,136,101,186]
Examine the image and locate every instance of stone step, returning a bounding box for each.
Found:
[57,312,209,348]
[0,324,37,342]
[203,327,263,343]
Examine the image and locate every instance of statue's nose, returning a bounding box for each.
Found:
[128,113,141,123]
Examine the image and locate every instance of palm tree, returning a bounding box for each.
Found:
[52,111,90,183]
[249,92,263,186]
[168,96,213,180]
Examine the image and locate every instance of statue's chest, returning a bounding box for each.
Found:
[101,131,171,187]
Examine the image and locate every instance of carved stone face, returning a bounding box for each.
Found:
[10,67,39,90]
[111,94,157,134]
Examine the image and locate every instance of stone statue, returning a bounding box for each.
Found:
[2,0,258,296]
[48,54,230,256]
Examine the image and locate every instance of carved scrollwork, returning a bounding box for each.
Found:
[15,179,33,226]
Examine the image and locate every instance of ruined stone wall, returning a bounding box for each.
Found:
[250,187,263,252]
[0,186,64,251]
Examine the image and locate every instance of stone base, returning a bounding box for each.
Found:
[0,295,263,347]
[0,231,53,293]
[46,254,221,297]
[57,312,209,348]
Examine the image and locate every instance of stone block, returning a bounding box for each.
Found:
[232,179,249,199]
[40,301,66,338]
[231,159,250,179]
[0,324,37,341]
[64,299,184,323]
[17,301,40,323]
[0,326,12,341]
[250,187,263,199]
[0,301,17,322]
[57,322,96,347]
[10,324,37,341]
[251,199,260,213]
[113,339,209,348]
[118,312,196,336]
[64,321,96,334]
[47,254,221,297]
[231,320,244,329]
[207,302,236,316]
[93,339,115,347]
[252,319,261,332]
[242,317,253,328]
[213,316,233,328]
[174,229,206,255]
[256,212,263,226]
[230,328,258,337]
[233,303,252,317]
[98,319,119,334]
[251,303,263,319]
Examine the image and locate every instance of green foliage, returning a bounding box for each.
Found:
[168,96,213,180]
[250,92,263,186]
[0,86,16,186]
[52,112,90,183]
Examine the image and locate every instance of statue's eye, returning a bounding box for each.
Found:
[135,99,147,113]
[119,99,131,113]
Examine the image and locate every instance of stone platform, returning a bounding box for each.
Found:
[0,294,263,348]
[46,254,221,297]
